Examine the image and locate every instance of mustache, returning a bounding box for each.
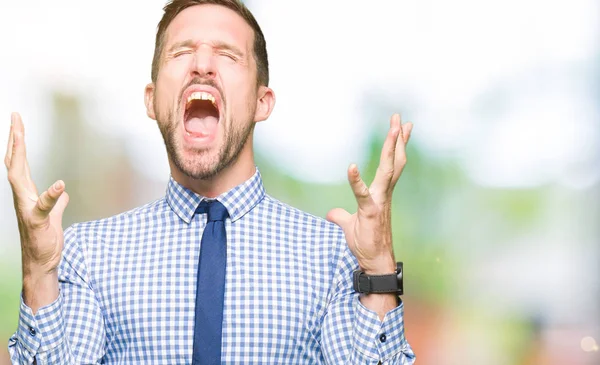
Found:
[178,77,224,107]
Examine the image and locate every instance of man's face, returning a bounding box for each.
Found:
[147,4,268,180]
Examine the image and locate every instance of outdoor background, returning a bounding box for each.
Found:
[0,0,598,364]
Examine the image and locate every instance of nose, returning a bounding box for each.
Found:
[191,46,216,79]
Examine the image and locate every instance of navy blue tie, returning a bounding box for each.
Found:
[192,200,229,365]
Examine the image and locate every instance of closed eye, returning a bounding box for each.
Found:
[173,50,192,58]
[218,51,237,61]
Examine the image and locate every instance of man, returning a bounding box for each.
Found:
[6,0,415,363]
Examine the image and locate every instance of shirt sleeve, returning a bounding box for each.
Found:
[8,224,106,364]
[321,239,416,365]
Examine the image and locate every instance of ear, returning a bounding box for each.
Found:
[144,83,157,120]
[254,86,275,123]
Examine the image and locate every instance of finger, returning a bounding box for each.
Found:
[7,129,25,191]
[397,114,405,142]
[391,123,412,184]
[8,113,25,172]
[7,114,37,196]
[50,191,70,227]
[326,207,352,228]
[34,180,65,218]
[402,122,413,144]
[372,114,401,191]
[4,114,15,168]
[347,164,376,213]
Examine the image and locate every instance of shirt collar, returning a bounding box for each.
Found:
[165,168,266,224]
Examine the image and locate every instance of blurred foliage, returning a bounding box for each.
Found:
[0,268,20,345]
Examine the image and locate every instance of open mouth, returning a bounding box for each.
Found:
[184,91,220,138]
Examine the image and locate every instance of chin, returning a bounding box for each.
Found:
[174,148,227,180]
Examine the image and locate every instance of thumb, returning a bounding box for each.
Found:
[326,208,351,228]
[51,191,70,226]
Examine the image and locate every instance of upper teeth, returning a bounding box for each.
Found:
[187,92,216,106]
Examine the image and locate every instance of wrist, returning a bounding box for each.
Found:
[22,270,59,314]
[22,259,58,277]
[358,289,400,322]
[361,255,396,275]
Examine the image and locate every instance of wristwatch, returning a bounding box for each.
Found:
[352,262,403,295]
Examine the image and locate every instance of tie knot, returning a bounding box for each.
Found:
[196,200,229,222]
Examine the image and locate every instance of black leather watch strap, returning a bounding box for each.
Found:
[352,262,403,295]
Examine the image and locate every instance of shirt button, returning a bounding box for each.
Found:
[379,333,387,343]
[28,327,36,337]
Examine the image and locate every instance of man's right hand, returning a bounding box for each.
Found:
[5,112,70,314]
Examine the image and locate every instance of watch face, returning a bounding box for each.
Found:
[396,262,403,280]
[396,262,404,295]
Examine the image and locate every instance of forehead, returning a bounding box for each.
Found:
[165,4,254,51]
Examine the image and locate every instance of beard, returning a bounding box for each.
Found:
[156,104,255,181]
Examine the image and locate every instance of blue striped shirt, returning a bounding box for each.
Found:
[9,169,415,364]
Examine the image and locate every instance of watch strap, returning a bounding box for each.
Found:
[352,262,403,295]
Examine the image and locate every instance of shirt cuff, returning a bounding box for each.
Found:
[17,292,65,357]
[353,296,409,361]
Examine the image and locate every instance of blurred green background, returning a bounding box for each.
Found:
[1,1,599,364]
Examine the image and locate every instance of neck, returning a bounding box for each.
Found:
[170,141,256,198]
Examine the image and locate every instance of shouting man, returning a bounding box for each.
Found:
[7,0,416,363]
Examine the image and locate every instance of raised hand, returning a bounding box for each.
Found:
[5,112,69,312]
[327,114,412,275]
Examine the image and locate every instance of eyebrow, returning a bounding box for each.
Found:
[167,39,245,58]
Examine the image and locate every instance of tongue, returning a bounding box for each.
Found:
[185,116,218,136]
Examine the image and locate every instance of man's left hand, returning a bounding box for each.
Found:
[327,113,412,275]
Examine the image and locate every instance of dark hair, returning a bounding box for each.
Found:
[151,0,269,86]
